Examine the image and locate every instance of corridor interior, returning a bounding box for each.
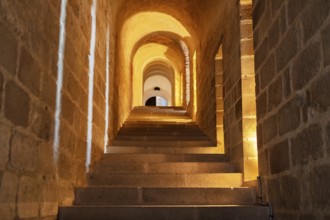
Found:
[1,0,330,219]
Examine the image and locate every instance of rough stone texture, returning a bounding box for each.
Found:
[292,41,322,91]
[269,140,290,174]
[278,99,300,135]
[0,171,19,219]
[291,124,323,166]
[0,21,17,75]
[17,176,40,218]
[4,81,30,127]
[310,71,330,110]
[30,104,52,141]
[10,132,38,172]
[300,0,330,42]
[254,0,330,217]
[276,23,301,72]
[0,123,11,170]
[0,0,112,219]
[309,164,330,209]
[18,47,41,95]
[0,69,3,108]
[322,22,330,67]
[268,76,282,112]
[281,175,301,210]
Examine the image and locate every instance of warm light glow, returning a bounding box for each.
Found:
[192,51,197,120]
[240,0,258,181]
[104,26,110,153]
[143,75,172,105]
[180,40,190,105]
[86,0,97,172]
[214,46,225,154]
[122,12,191,62]
[132,43,184,107]
[53,0,67,165]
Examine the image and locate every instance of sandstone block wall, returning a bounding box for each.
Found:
[222,2,244,168]
[0,0,113,219]
[253,0,330,218]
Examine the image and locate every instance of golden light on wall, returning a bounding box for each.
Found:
[239,0,259,182]
[132,43,184,107]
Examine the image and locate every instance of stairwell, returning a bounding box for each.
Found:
[59,107,269,220]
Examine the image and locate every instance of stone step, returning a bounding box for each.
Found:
[59,205,269,220]
[106,146,222,154]
[117,129,204,136]
[123,122,198,128]
[74,187,257,205]
[88,173,243,187]
[94,162,236,173]
[114,135,209,141]
[111,140,214,147]
[127,113,191,118]
[131,106,187,113]
[101,154,227,163]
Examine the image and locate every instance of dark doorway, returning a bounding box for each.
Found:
[145,97,156,106]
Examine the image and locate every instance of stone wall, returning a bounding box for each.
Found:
[222,1,244,168]
[0,0,113,219]
[254,0,330,218]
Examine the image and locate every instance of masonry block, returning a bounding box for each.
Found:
[260,55,275,89]
[41,72,56,110]
[4,81,30,127]
[37,142,55,175]
[0,171,18,219]
[270,140,290,174]
[255,37,268,70]
[0,69,3,108]
[268,76,282,112]
[10,132,38,172]
[31,104,52,141]
[279,6,287,34]
[40,177,58,217]
[267,177,282,208]
[271,0,283,17]
[276,24,301,71]
[291,124,323,166]
[0,21,17,75]
[18,176,40,219]
[268,18,280,50]
[256,91,267,120]
[278,99,300,135]
[322,23,330,67]
[301,0,330,42]
[310,71,330,110]
[62,94,75,124]
[253,0,265,28]
[258,149,269,176]
[18,47,41,96]
[309,164,330,209]
[287,0,310,24]
[0,124,11,170]
[282,68,291,98]
[262,114,277,144]
[282,175,301,209]
[292,41,321,91]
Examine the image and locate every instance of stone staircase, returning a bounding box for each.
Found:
[58,106,269,220]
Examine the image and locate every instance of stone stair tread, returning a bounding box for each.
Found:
[88,173,243,187]
[111,140,215,147]
[94,161,236,173]
[59,205,269,220]
[114,135,209,141]
[106,146,223,154]
[74,187,256,206]
[101,153,227,162]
